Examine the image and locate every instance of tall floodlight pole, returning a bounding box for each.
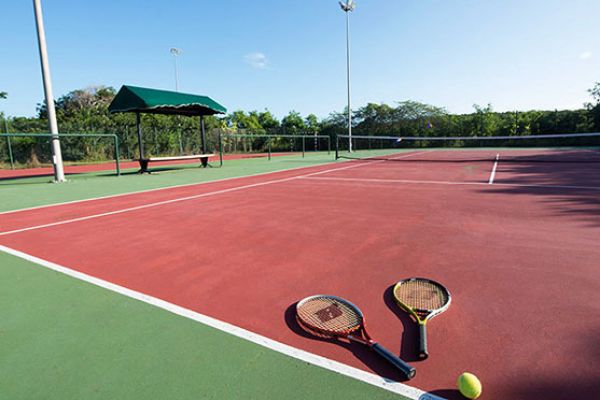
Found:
[33,0,65,182]
[170,48,182,92]
[339,0,355,152]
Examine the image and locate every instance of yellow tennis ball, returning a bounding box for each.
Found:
[457,372,482,399]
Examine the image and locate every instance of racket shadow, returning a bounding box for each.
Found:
[284,303,413,382]
[383,285,421,362]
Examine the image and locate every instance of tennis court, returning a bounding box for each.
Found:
[1,146,599,399]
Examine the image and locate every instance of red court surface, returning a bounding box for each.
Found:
[1,156,599,399]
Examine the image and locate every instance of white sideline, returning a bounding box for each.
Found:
[0,159,343,216]
[0,244,444,400]
[488,154,499,184]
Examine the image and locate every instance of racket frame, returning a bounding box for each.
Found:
[296,294,416,379]
[392,278,451,360]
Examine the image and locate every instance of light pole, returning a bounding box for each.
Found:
[339,0,355,152]
[170,47,182,92]
[33,0,65,182]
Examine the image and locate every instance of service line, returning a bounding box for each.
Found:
[488,154,500,185]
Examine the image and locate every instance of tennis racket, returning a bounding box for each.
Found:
[393,278,451,360]
[296,294,416,380]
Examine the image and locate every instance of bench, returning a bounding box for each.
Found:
[138,154,214,173]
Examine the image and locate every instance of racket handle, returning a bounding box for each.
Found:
[418,324,428,359]
[372,343,416,380]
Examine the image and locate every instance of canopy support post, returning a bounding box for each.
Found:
[136,112,147,173]
[200,115,208,167]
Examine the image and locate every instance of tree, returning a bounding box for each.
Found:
[281,111,305,134]
[586,82,600,131]
[0,91,7,99]
[257,110,280,131]
[304,114,319,133]
[472,104,500,136]
[355,103,395,133]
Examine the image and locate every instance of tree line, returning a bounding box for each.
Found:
[1,83,599,167]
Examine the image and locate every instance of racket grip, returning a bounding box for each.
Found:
[372,343,416,380]
[419,324,428,359]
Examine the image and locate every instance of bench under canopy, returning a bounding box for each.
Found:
[108,85,227,173]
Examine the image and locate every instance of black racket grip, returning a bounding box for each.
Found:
[372,343,416,380]
[418,324,428,359]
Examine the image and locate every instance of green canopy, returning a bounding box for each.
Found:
[108,85,227,116]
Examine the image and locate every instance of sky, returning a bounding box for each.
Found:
[1,0,599,119]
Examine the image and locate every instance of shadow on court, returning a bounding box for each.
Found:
[284,303,414,383]
[484,153,600,226]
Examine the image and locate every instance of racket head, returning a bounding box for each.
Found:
[296,295,364,340]
[393,278,451,323]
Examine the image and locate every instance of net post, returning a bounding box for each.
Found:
[335,134,339,159]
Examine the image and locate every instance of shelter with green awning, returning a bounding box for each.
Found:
[108,85,227,172]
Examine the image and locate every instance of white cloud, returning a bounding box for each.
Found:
[244,52,269,69]
[580,51,592,60]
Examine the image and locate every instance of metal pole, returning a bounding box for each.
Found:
[5,119,14,169]
[268,139,272,160]
[7,136,14,169]
[170,48,182,92]
[218,130,223,167]
[302,136,305,158]
[200,116,207,154]
[200,116,208,167]
[339,1,355,152]
[174,56,179,91]
[33,0,65,182]
[113,135,121,176]
[136,112,144,159]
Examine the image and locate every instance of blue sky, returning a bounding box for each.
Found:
[2,0,599,119]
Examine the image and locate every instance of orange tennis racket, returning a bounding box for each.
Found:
[296,294,416,380]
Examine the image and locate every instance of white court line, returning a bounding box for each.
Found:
[0,159,345,216]
[0,151,424,217]
[0,244,444,400]
[0,155,422,237]
[488,154,500,185]
[301,175,600,191]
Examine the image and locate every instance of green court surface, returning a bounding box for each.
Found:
[1,154,414,400]
[0,153,337,213]
[0,251,404,400]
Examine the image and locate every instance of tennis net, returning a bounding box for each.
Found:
[335,133,600,163]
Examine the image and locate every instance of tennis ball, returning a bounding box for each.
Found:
[457,372,482,399]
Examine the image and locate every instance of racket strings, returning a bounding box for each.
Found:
[394,280,449,311]
[296,296,362,335]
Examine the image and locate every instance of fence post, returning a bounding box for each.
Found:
[7,136,14,169]
[114,134,121,176]
[302,136,305,158]
[268,138,272,160]
[218,130,223,167]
